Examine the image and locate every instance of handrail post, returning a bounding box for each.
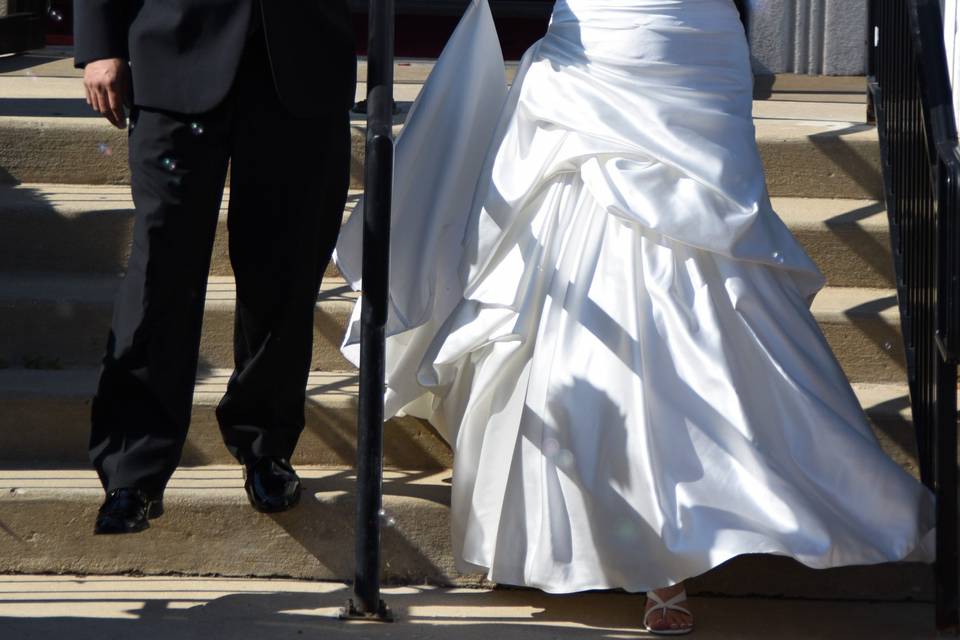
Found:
[340,0,395,623]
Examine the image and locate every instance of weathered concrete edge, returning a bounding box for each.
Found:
[0,374,916,476]
[0,286,910,383]
[0,380,453,470]
[0,190,891,287]
[0,118,880,198]
[0,484,932,602]
[0,291,358,371]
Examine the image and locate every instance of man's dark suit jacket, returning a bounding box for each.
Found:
[73,0,357,117]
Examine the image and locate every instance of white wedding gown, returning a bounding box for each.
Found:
[335,0,935,593]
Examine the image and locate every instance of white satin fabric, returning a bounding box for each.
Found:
[335,0,935,593]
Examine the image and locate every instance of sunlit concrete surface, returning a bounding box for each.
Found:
[0,575,939,639]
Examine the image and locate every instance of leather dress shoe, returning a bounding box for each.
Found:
[94,488,164,535]
[244,457,302,513]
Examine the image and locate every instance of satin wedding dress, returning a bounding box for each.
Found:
[335,0,935,593]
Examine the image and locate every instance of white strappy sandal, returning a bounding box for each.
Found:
[643,588,694,636]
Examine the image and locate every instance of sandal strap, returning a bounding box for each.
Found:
[644,589,692,628]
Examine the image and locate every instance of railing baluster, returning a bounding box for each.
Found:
[868,0,960,631]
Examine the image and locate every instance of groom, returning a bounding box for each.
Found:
[74,0,357,533]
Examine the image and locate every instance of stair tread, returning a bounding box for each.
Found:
[0,184,892,288]
[752,100,866,122]
[0,464,448,492]
[2,183,881,223]
[0,69,868,120]
[0,271,898,323]
[770,197,887,229]
[0,272,358,304]
[0,111,876,138]
[0,183,362,216]
[0,457,929,600]
[809,285,900,322]
[0,367,360,397]
[0,365,912,415]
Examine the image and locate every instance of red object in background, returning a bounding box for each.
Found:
[45,2,546,61]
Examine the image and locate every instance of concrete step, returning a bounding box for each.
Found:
[0,109,880,198]
[0,361,920,477]
[1,49,869,97]
[0,184,893,288]
[0,184,357,278]
[0,368,451,470]
[0,59,878,195]
[0,272,907,384]
[0,464,932,602]
[0,274,357,372]
[0,115,881,199]
[0,575,938,640]
[773,197,893,289]
[809,286,905,385]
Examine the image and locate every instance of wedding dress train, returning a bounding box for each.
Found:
[335,0,935,593]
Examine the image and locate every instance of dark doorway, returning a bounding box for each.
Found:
[36,1,744,60]
[0,0,47,53]
[351,0,552,59]
[42,0,553,60]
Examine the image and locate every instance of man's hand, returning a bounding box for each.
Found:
[83,58,131,129]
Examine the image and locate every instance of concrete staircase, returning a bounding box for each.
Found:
[0,51,933,601]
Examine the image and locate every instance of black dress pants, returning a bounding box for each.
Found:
[89,33,352,497]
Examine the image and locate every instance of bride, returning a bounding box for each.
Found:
[335,0,935,634]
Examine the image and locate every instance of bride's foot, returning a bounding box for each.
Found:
[644,583,694,635]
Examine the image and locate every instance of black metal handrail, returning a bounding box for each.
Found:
[867,0,960,631]
[340,0,396,624]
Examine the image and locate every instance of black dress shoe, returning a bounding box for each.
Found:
[244,457,302,513]
[94,488,164,535]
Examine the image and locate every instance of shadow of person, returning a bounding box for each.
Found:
[0,586,653,640]
[266,469,456,585]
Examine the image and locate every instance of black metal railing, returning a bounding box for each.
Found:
[340,0,396,624]
[867,0,960,631]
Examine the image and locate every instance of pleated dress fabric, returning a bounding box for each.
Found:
[334,0,936,593]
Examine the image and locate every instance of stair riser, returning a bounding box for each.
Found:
[0,122,880,199]
[0,390,451,470]
[0,295,906,384]
[0,489,931,601]
[0,204,891,289]
[818,318,907,384]
[0,297,356,372]
[0,489,462,586]
[0,120,130,186]
[0,385,916,476]
[791,224,895,289]
[0,205,344,279]
[0,121,367,189]
[759,133,882,200]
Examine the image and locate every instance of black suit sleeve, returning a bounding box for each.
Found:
[73,0,133,67]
